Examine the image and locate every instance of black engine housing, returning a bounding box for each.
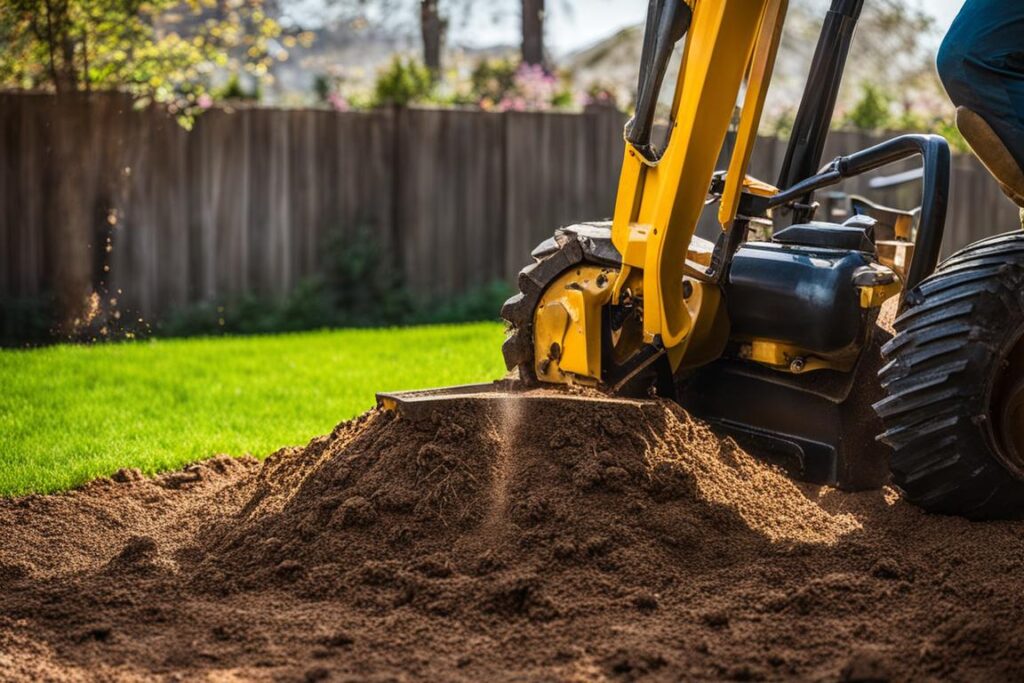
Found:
[679,227,893,491]
[724,241,875,357]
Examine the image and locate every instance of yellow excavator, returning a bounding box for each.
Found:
[381,0,1024,519]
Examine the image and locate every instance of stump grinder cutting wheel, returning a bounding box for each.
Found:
[381,0,1024,519]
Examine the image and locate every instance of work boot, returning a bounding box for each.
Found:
[956,107,1024,209]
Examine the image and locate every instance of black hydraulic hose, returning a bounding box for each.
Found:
[776,0,864,207]
[636,0,660,100]
[767,134,951,293]
[626,1,692,159]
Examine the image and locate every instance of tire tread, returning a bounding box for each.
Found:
[876,231,1024,519]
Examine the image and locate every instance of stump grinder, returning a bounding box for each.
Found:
[381,0,1024,519]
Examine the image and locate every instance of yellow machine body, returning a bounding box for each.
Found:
[391,0,1024,515]
[533,0,794,386]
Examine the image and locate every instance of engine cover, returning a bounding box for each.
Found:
[724,241,876,356]
[678,240,893,491]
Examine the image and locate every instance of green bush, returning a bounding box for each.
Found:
[470,58,519,106]
[314,225,411,326]
[0,293,56,347]
[216,73,262,102]
[551,88,576,109]
[313,74,331,103]
[583,83,620,110]
[934,119,970,154]
[843,83,894,132]
[157,226,513,338]
[765,108,796,139]
[373,57,436,108]
[406,281,514,326]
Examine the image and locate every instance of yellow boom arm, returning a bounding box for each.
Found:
[611,0,787,349]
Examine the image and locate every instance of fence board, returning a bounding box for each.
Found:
[0,91,1019,334]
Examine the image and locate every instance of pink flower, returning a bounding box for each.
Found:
[327,93,349,112]
[197,94,213,109]
[511,63,558,111]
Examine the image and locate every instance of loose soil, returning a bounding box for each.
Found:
[3,388,1024,682]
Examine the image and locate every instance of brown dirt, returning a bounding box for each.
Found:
[3,394,1024,682]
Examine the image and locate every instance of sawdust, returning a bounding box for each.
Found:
[2,393,1024,681]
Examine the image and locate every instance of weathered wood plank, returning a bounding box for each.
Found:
[0,92,1018,332]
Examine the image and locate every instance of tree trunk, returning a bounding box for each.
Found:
[521,0,545,66]
[420,0,443,74]
[56,34,79,93]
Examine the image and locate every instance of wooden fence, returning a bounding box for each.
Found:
[1,92,1020,330]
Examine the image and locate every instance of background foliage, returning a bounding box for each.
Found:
[156,227,513,338]
[0,0,283,125]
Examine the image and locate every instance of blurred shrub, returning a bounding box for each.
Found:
[764,107,796,139]
[835,81,969,152]
[4,228,513,343]
[0,294,55,347]
[157,227,512,338]
[470,59,575,112]
[373,57,436,108]
[406,281,514,325]
[933,119,970,154]
[583,83,620,110]
[470,58,519,108]
[315,226,411,326]
[843,82,894,132]
[320,56,587,114]
[215,73,263,102]
[313,74,331,102]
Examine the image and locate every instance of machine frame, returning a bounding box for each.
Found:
[526,0,950,391]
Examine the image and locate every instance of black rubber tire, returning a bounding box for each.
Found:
[875,231,1024,519]
[501,224,621,382]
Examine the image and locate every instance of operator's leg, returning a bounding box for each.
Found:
[937,0,1024,209]
[938,0,1024,166]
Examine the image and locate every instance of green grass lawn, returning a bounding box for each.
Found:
[0,323,506,497]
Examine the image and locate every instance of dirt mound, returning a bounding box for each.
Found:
[195,397,859,594]
[2,396,1024,681]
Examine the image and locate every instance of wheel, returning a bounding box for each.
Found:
[501,223,659,395]
[875,231,1024,518]
[500,230,591,383]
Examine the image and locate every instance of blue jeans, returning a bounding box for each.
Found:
[937,0,1024,168]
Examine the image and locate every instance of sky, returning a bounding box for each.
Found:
[447,0,964,55]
